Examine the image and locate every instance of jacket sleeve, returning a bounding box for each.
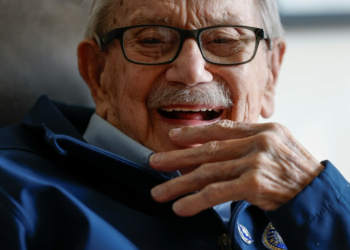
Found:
[0,198,29,250]
[266,160,350,250]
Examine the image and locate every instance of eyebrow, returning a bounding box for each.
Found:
[130,16,172,26]
[129,14,249,28]
[205,15,249,26]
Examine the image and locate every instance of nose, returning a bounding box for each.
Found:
[165,39,213,86]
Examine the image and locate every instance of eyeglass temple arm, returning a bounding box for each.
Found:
[265,36,273,50]
[260,29,273,50]
[94,33,103,51]
[94,29,121,51]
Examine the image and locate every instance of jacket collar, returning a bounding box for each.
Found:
[18,96,230,225]
[20,95,170,179]
[22,95,94,142]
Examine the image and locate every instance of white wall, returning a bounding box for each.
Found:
[260,25,350,181]
[278,0,350,15]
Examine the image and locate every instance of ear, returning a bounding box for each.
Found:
[77,39,105,103]
[261,38,286,118]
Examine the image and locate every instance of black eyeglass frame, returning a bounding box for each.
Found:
[97,25,272,66]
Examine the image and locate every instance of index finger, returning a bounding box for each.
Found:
[150,137,252,172]
[169,120,266,146]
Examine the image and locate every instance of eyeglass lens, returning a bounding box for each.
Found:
[123,26,257,64]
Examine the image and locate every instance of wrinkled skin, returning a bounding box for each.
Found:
[150,121,324,215]
[78,0,324,217]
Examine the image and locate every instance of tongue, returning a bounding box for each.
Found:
[160,110,214,120]
[172,111,207,120]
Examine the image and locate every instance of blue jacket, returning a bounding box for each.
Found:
[0,96,349,250]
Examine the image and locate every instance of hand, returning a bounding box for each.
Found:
[149,120,324,216]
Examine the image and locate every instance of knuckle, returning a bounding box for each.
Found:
[189,163,219,189]
[216,120,236,135]
[251,152,268,168]
[203,141,219,158]
[203,183,222,204]
[266,122,287,135]
[201,163,216,177]
[217,119,235,129]
[248,172,265,194]
[255,132,279,150]
[193,163,218,183]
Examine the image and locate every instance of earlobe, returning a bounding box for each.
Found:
[77,39,105,103]
[261,39,286,118]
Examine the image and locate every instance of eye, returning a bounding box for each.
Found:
[202,29,241,45]
[136,30,167,44]
[139,37,164,44]
[212,37,235,44]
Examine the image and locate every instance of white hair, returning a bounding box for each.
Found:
[84,0,118,39]
[256,0,285,39]
[84,0,284,41]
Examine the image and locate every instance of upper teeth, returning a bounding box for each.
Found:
[161,108,221,112]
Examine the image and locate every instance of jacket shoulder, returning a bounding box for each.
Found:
[0,124,52,156]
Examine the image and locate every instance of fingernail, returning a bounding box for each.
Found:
[169,128,181,138]
[173,201,183,214]
[150,153,163,165]
[151,185,166,199]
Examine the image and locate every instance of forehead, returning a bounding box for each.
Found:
[114,0,259,29]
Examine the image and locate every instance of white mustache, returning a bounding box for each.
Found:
[147,80,233,109]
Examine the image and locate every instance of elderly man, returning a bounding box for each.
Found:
[0,0,349,249]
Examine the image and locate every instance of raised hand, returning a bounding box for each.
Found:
[150,120,324,216]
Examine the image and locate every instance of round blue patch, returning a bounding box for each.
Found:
[262,223,287,250]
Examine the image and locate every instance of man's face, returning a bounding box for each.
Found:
[93,0,275,152]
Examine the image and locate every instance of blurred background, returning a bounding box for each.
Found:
[260,0,350,180]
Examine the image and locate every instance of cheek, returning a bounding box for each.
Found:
[215,62,267,122]
[120,66,166,103]
[103,55,169,140]
[243,57,271,121]
[103,55,150,107]
[219,64,258,103]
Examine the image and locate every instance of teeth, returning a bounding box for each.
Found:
[160,108,222,112]
[178,108,192,112]
[162,108,174,112]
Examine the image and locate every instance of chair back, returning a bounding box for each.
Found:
[0,0,94,128]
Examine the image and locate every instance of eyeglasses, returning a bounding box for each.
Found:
[98,25,271,66]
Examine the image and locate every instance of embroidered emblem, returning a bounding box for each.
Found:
[262,223,287,250]
[238,223,254,245]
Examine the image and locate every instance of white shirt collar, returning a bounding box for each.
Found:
[83,113,180,179]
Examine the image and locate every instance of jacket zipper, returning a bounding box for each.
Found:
[202,206,234,250]
[214,200,250,250]
[218,233,232,250]
[47,134,248,250]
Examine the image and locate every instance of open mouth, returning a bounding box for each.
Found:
[158,108,223,121]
